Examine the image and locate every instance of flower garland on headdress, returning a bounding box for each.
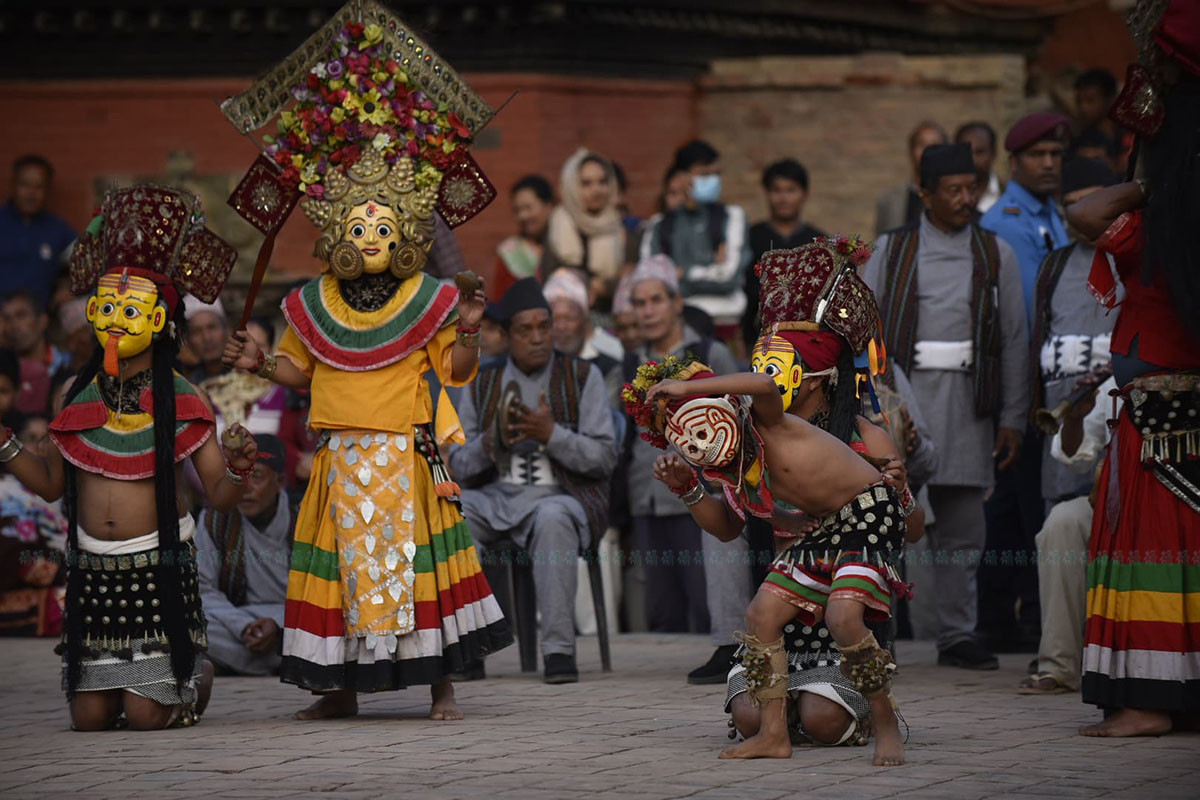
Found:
[265,21,471,199]
[622,356,775,520]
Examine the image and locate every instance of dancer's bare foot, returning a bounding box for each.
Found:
[869,694,904,766]
[196,659,215,716]
[429,678,463,721]
[719,730,792,759]
[1079,708,1171,738]
[720,699,791,760]
[295,689,358,721]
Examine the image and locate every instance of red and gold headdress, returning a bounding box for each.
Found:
[69,184,237,309]
[754,236,888,411]
[756,235,879,355]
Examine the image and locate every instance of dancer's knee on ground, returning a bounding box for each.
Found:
[730,695,761,738]
[123,693,175,731]
[799,693,852,744]
[69,691,121,732]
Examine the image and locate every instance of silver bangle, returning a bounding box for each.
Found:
[224,466,246,485]
[0,435,24,463]
[680,482,706,507]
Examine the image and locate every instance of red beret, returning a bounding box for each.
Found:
[1004,112,1072,153]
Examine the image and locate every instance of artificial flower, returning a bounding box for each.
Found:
[360,23,384,48]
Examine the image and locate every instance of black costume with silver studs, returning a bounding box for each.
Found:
[60,543,207,705]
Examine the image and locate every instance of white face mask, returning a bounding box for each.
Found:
[664,396,741,468]
[689,173,722,204]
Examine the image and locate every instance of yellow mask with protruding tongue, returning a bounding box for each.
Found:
[86,272,166,376]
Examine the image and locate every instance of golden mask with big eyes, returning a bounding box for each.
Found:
[86,273,166,371]
[751,333,803,411]
[343,200,402,275]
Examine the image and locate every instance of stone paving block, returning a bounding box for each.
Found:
[3,636,1200,798]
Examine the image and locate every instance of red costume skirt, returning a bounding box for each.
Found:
[1082,409,1200,713]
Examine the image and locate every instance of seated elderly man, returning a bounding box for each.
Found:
[543,268,624,368]
[195,435,294,676]
[449,278,616,684]
[543,267,625,637]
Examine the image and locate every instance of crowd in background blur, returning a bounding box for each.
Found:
[0,67,1133,688]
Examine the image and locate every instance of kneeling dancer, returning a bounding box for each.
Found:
[2,185,255,730]
[627,355,906,765]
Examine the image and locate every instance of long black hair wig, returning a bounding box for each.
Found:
[1142,74,1200,342]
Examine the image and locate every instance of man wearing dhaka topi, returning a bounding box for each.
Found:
[221,2,511,722]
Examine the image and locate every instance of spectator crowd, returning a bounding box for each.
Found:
[0,67,1137,696]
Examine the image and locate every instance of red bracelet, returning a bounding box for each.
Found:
[456,321,480,334]
[253,349,266,373]
[225,460,253,480]
[669,471,700,497]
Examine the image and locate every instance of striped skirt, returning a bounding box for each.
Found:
[281,425,511,692]
[764,483,904,626]
[1083,410,1200,712]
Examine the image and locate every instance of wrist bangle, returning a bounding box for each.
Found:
[680,482,706,507]
[899,486,918,517]
[253,352,277,380]
[224,460,252,485]
[456,328,481,348]
[0,429,23,463]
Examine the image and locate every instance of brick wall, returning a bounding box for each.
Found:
[0,75,696,291]
[0,54,1025,300]
[699,52,1026,240]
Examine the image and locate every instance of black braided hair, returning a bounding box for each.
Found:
[1142,75,1200,342]
[148,307,196,690]
[824,347,860,445]
[63,347,102,694]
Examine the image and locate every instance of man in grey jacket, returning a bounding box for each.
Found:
[862,143,1030,670]
[623,255,749,684]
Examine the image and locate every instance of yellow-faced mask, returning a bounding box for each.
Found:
[751,333,804,411]
[326,200,416,280]
[346,201,401,274]
[86,272,166,376]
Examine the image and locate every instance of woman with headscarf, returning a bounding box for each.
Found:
[546,149,629,309]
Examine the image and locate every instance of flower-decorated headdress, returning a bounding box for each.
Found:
[220,0,497,291]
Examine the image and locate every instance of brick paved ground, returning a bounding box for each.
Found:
[1,634,1197,799]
